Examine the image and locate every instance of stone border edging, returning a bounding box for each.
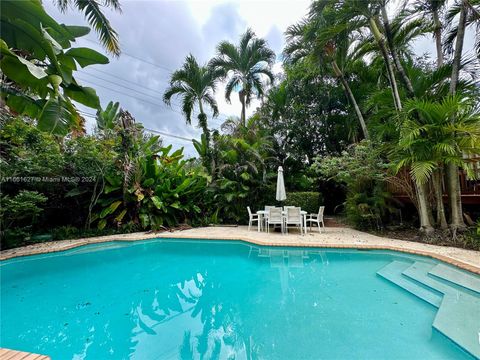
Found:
[1,228,479,275]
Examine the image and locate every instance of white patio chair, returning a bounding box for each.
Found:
[247,206,259,231]
[284,207,303,234]
[306,206,325,233]
[266,207,284,233]
[263,206,275,229]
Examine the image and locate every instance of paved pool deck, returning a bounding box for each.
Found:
[1,226,479,274]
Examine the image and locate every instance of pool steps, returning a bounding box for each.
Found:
[377,261,480,359]
[377,261,442,307]
[429,263,480,295]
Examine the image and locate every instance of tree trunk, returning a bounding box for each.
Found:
[197,101,212,174]
[239,90,246,126]
[447,1,467,231]
[331,60,369,140]
[432,8,444,68]
[380,6,415,97]
[369,17,403,111]
[197,101,209,145]
[432,168,448,229]
[446,162,465,230]
[416,181,435,234]
[449,1,466,96]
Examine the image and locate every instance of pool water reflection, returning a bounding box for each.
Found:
[0,239,475,359]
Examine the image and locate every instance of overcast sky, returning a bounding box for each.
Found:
[44,0,476,156]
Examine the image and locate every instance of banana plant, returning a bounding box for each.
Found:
[0,0,109,136]
[94,145,206,230]
[96,101,121,131]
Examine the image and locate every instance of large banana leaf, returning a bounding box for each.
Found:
[64,83,100,108]
[37,97,78,136]
[65,47,109,68]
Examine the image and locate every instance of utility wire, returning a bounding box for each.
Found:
[88,67,169,95]
[83,38,173,73]
[78,110,195,142]
[78,70,166,101]
[77,72,229,124]
[76,76,184,115]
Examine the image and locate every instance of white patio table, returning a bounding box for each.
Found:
[256,209,308,234]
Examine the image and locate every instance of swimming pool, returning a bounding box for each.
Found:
[1,239,479,359]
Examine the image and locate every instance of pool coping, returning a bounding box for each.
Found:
[1,226,479,275]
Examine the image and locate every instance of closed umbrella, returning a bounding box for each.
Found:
[276,166,287,201]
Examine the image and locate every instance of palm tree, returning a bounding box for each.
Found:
[53,0,121,56]
[164,54,221,146]
[209,29,276,126]
[443,0,478,231]
[411,0,448,67]
[284,6,370,140]
[394,95,480,230]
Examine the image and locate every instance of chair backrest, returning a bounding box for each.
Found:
[286,207,301,222]
[318,206,325,219]
[247,206,252,217]
[268,207,283,222]
[284,206,295,211]
[265,205,275,212]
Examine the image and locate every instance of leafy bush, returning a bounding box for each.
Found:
[313,141,394,230]
[94,145,206,230]
[0,190,47,249]
[284,192,323,214]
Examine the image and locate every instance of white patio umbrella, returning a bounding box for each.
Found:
[276,166,287,201]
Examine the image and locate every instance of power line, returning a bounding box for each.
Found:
[78,70,165,101]
[83,38,173,73]
[77,70,186,113]
[89,67,169,94]
[76,76,184,115]
[77,72,230,123]
[78,110,194,142]
[144,128,194,141]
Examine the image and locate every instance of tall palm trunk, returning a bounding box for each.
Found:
[447,1,467,231]
[369,15,437,232]
[197,101,209,145]
[380,6,415,96]
[417,181,435,233]
[369,16,403,111]
[433,169,448,229]
[331,60,369,140]
[197,101,212,174]
[433,8,444,68]
[429,7,451,231]
[239,90,246,126]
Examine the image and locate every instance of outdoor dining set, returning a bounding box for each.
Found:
[247,205,325,234]
[247,166,325,234]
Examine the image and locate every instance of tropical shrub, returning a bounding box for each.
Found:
[0,190,47,249]
[0,116,117,231]
[196,117,275,224]
[313,141,394,230]
[94,145,207,230]
[284,192,323,214]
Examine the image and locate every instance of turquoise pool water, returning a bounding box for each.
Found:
[0,239,476,359]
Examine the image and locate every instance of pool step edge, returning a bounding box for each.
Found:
[428,263,480,295]
[403,261,480,359]
[377,261,442,308]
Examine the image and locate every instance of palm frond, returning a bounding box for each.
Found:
[73,0,121,56]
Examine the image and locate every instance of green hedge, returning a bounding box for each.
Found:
[284,192,323,214]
